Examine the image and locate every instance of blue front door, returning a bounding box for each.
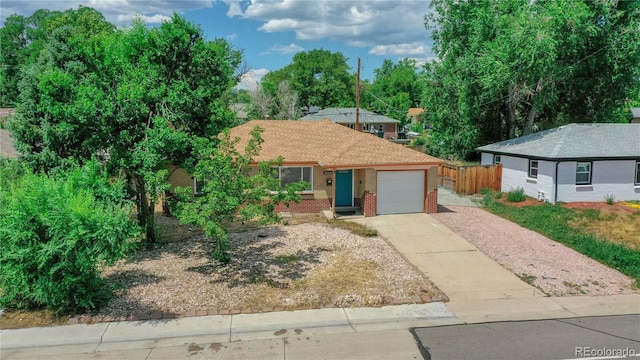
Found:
[336,170,353,206]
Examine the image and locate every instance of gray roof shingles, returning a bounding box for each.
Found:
[299,108,400,124]
[477,123,640,159]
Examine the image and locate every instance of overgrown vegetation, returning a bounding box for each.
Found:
[506,187,526,203]
[482,194,640,286]
[0,161,139,314]
[173,127,307,263]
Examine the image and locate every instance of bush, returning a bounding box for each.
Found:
[0,163,140,314]
[605,194,615,205]
[506,187,526,202]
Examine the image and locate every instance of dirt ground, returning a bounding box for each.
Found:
[1,213,444,329]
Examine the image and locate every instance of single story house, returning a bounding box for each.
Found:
[407,108,425,124]
[631,108,640,124]
[169,119,444,216]
[0,108,18,158]
[299,108,400,140]
[477,123,640,203]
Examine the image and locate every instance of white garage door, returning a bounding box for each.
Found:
[377,171,424,215]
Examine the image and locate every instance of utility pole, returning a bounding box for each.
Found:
[355,57,362,132]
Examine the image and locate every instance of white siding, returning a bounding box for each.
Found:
[557,160,640,202]
[480,152,494,165]
[500,156,555,202]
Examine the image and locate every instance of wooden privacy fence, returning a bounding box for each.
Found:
[438,163,502,195]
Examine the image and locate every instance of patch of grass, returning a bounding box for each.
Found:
[519,274,537,286]
[605,194,615,205]
[506,187,526,202]
[483,198,640,287]
[273,254,298,265]
[326,220,378,237]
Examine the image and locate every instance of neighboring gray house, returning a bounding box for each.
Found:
[631,108,640,124]
[300,108,400,140]
[477,123,640,203]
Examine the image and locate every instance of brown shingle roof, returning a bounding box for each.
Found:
[407,108,425,117]
[229,120,444,168]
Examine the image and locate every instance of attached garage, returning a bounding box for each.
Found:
[376,171,425,215]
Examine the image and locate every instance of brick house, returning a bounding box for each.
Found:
[169,119,444,217]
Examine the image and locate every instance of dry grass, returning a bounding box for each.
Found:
[569,211,640,250]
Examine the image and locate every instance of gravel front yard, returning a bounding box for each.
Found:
[97,219,443,321]
[432,205,638,296]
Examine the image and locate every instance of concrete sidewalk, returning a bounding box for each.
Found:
[1,303,457,359]
[2,294,638,359]
[351,213,545,301]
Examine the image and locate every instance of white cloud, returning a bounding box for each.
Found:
[229,1,433,48]
[368,43,430,56]
[226,33,238,40]
[223,0,243,17]
[236,68,269,91]
[117,13,171,24]
[1,0,213,25]
[261,43,304,55]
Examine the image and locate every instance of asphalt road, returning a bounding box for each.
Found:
[411,315,640,360]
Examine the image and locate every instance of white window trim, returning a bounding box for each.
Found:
[575,161,592,185]
[528,159,538,179]
[494,155,501,165]
[635,161,640,186]
[278,166,313,193]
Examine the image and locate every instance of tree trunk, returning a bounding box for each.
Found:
[129,173,156,243]
[523,104,537,136]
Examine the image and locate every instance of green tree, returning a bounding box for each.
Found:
[261,49,355,109]
[174,127,306,263]
[424,0,640,159]
[0,161,139,313]
[0,6,114,107]
[365,58,425,122]
[8,11,242,242]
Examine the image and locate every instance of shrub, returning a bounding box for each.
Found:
[506,187,526,202]
[605,194,615,205]
[0,163,140,314]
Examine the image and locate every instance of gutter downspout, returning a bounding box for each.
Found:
[554,161,559,204]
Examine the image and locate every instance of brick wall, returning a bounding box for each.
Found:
[424,189,438,214]
[361,191,377,217]
[274,198,331,214]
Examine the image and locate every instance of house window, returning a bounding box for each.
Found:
[494,155,501,165]
[278,167,313,191]
[528,160,538,179]
[194,178,207,195]
[635,161,640,185]
[347,124,355,129]
[576,162,592,185]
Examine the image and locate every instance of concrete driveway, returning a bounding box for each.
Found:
[350,213,545,302]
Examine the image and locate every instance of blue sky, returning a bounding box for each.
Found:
[1,1,436,90]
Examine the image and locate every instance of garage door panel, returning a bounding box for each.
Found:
[377,171,424,215]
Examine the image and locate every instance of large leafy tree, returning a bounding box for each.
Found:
[8,11,242,242]
[261,49,355,109]
[365,58,425,122]
[0,6,114,107]
[424,0,640,159]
